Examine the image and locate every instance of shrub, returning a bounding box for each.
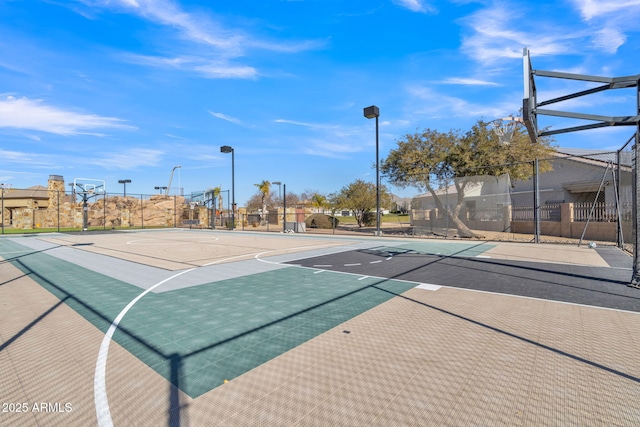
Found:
[362,211,376,226]
[305,213,339,229]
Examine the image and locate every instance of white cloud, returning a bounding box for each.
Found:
[407,85,517,119]
[209,111,243,125]
[591,28,626,53]
[460,5,575,64]
[0,149,36,163]
[121,54,258,79]
[460,1,640,64]
[81,0,322,55]
[86,0,243,52]
[572,0,640,20]
[91,148,164,170]
[440,78,500,86]
[76,0,325,79]
[392,0,435,13]
[0,96,136,136]
[302,139,365,159]
[274,119,319,128]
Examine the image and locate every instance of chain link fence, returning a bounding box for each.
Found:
[618,136,634,253]
[0,187,184,233]
[1,149,634,251]
[408,149,629,247]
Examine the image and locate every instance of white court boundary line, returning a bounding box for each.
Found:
[95,238,635,426]
[126,235,220,246]
[94,268,195,427]
[93,242,351,427]
[255,247,640,314]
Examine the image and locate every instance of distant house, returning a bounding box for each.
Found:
[410,148,629,241]
[511,148,627,208]
[1,176,71,228]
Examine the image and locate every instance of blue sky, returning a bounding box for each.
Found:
[1,0,639,204]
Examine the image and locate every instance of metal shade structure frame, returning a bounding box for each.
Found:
[523,47,640,286]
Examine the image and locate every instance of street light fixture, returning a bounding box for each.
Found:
[363,105,381,236]
[154,186,167,194]
[220,146,235,229]
[118,179,131,197]
[272,181,282,202]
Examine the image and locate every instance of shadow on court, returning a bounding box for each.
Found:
[2,237,639,426]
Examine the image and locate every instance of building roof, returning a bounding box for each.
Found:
[556,148,630,167]
[2,185,49,199]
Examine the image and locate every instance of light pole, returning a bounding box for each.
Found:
[154,186,167,194]
[272,181,282,202]
[221,189,230,229]
[364,105,381,236]
[220,146,235,229]
[118,179,131,197]
[0,183,6,234]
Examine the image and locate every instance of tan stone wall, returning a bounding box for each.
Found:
[85,195,184,228]
[14,194,185,230]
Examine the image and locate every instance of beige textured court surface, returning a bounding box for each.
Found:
[1,230,639,426]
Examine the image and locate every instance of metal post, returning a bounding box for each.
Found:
[617,148,622,248]
[82,194,88,231]
[283,184,287,232]
[375,115,380,237]
[231,149,235,230]
[1,185,4,234]
[141,194,144,229]
[364,106,381,236]
[533,159,540,243]
[632,79,640,286]
[57,190,60,232]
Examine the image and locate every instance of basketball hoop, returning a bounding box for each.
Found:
[490,117,523,145]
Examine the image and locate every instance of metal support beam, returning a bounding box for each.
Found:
[533,159,540,244]
[632,79,640,287]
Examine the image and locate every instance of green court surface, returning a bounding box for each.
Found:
[2,238,417,398]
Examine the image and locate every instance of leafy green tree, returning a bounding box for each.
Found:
[381,119,555,237]
[333,179,392,227]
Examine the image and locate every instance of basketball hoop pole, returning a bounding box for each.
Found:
[631,79,640,287]
[72,179,105,231]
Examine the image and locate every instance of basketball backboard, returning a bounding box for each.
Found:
[72,178,106,197]
[522,48,538,144]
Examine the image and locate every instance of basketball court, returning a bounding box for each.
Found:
[1,228,639,426]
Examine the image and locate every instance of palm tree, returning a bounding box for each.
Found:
[254,180,271,224]
[311,193,327,213]
[208,186,222,227]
